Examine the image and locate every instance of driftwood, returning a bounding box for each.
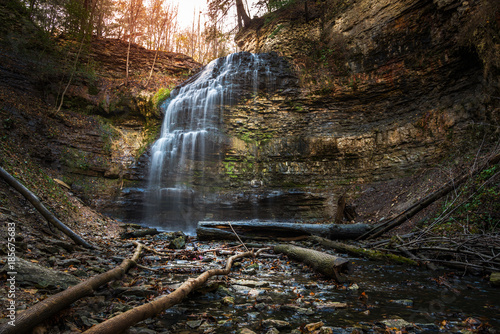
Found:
[120,228,160,239]
[83,249,268,334]
[273,244,350,281]
[308,236,418,266]
[0,166,93,249]
[196,221,372,241]
[0,244,144,334]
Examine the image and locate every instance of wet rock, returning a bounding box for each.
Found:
[315,302,348,310]
[186,320,204,328]
[116,285,156,298]
[1,257,80,290]
[168,235,186,249]
[378,318,412,329]
[391,299,413,306]
[240,329,257,334]
[128,327,158,334]
[222,296,235,305]
[265,328,280,334]
[59,258,81,266]
[232,279,270,288]
[319,327,334,334]
[262,319,291,329]
[305,321,324,332]
[415,323,440,331]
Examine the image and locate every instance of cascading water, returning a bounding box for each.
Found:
[145,52,279,233]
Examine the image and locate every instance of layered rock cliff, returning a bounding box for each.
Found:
[203,0,500,221]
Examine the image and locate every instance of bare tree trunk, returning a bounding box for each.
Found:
[308,236,418,265]
[235,0,251,29]
[334,194,346,225]
[0,245,143,334]
[197,221,372,241]
[0,166,93,249]
[274,244,349,281]
[83,249,267,334]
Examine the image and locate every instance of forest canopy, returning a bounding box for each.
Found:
[15,0,283,63]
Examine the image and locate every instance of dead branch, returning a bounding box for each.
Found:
[0,244,144,334]
[0,166,93,249]
[273,244,350,282]
[83,248,270,334]
[309,236,418,265]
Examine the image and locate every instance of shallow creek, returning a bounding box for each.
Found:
[147,241,500,333]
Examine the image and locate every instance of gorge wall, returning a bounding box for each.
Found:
[44,0,498,227]
[201,0,499,222]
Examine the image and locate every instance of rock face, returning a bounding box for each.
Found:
[203,0,499,221]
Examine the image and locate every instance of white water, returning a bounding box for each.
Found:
[145,52,277,232]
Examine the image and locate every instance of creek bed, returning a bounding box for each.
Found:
[149,242,500,333]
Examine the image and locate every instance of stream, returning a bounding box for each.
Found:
[129,239,500,334]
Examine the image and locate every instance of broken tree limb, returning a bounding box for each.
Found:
[83,249,269,334]
[308,236,418,266]
[0,166,93,249]
[0,244,144,334]
[196,221,372,241]
[273,244,350,281]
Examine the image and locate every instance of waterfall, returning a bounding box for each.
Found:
[145,52,278,233]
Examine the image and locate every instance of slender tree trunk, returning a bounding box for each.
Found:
[83,250,267,334]
[0,166,93,249]
[0,244,143,334]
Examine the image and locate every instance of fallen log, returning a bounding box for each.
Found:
[120,228,160,239]
[273,244,350,281]
[196,221,372,241]
[308,236,418,266]
[83,249,269,334]
[0,166,93,249]
[0,244,144,334]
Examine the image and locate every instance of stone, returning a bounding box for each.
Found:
[240,329,257,334]
[305,321,324,332]
[391,299,413,306]
[265,328,280,334]
[1,257,80,290]
[232,279,270,288]
[186,320,204,328]
[222,296,235,305]
[262,319,291,329]
[378,318,412,329]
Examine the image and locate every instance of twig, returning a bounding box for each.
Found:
[228,221,250,253]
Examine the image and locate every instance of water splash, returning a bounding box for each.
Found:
[145,52,278,233]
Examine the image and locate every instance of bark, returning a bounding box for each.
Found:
[0,166,93,249]
[308,236,418,266]
[273,244,350,281]
[334,194,346,225]
[120,228,160,239]
[0,244,143,334]
[196,221,372,241]
[235,0,251,29]
[83,249,267,334]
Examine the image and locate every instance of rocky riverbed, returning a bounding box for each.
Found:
[1,223,498,333]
